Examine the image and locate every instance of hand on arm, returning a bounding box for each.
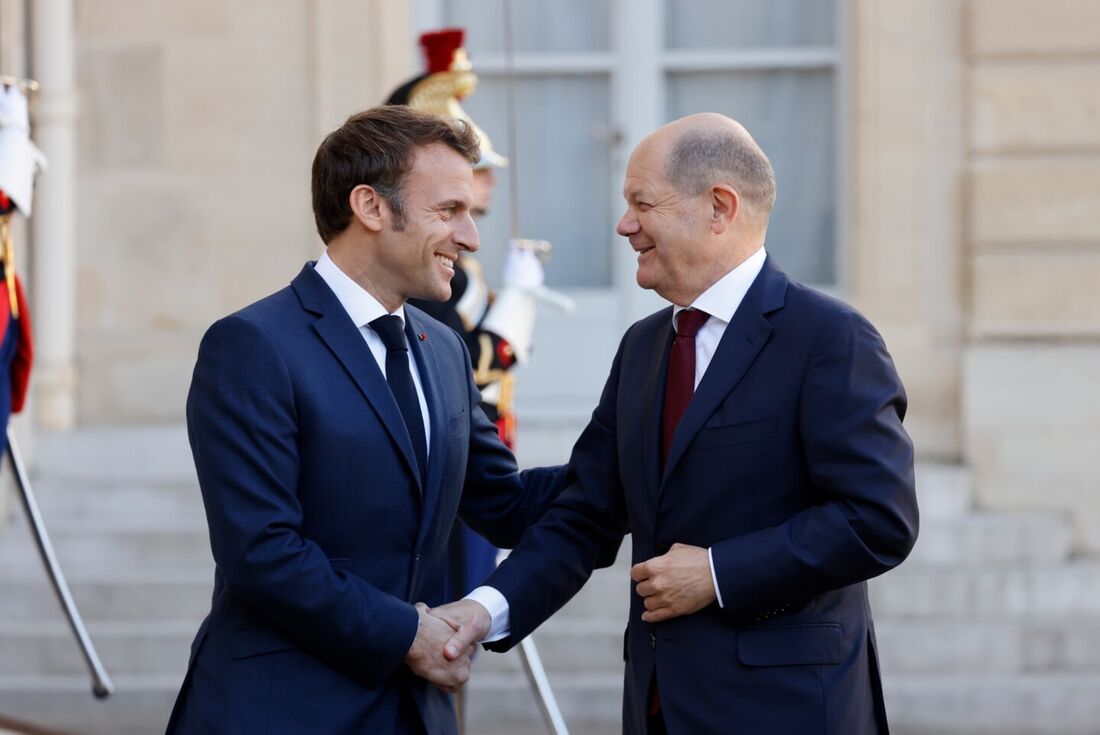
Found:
[630,543,716,623]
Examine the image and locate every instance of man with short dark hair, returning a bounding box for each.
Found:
[436,112,919,734]
[167,105,564,735]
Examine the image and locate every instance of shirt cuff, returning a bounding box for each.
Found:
[464,586,511,642]
[708,547,724,608]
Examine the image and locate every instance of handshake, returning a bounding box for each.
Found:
[404,599,492,692]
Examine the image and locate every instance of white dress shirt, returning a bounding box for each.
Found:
[468,247,769,640]
[313,251,431,453]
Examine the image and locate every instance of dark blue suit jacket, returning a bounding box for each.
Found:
[167,263,563,735]
[484,257,918,734]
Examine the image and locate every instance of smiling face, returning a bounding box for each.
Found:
[373,143,479,307]
[616,135,719,306]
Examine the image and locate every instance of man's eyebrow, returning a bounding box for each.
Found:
[436,198,467,209]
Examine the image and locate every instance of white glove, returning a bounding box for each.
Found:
[0,84,47,215]
[500,240,545,291]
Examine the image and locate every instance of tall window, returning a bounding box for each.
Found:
[665,0,842,284]
[442,0,616,288]
[427,0,843,289]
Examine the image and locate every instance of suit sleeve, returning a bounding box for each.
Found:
[453,326,565,548]
[187,315,419,686]
[476,331,633,651]
[709,310,919,622]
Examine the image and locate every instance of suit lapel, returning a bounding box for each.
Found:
[660,257,788,488]
[405,310,447,556]
[293,265,423,491]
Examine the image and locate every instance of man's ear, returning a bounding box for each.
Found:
[710,184,740,234]
[349,184,385,232]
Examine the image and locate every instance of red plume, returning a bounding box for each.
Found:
[419,28,465,74]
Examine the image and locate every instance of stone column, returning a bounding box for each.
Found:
[29,0,78,429]
[848,0,966,457]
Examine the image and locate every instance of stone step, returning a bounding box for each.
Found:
[22,479,205,528]
[0,619,622,680]
[905,512,1073,565]
[875,619,1100,674]
[870,562,1100,619]
[883,673,1100,735]
[465,671,622,729]
[6,671,1100,735]
[12,612,1099,686]
[0,622,194,678]
[0,674,181,735]
[0,522,213,572]
[0,671,623,735]
[33,426,195,485]
[0,573,212,623]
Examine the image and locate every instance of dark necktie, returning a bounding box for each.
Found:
[661,308,710,466]
[370,314,428,483]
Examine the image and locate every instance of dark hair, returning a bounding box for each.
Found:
[311,105,480,242]
[666,129,777,223]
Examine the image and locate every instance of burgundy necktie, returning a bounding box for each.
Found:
[661,308,710,466]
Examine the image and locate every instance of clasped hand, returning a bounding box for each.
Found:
[404,600,491,693]
[630,542,716,623]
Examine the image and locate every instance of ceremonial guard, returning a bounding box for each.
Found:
[0,79,42,452]
[387,29,549,601]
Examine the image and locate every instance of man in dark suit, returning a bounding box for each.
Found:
[436,113,919,734]
[167,105,564,734]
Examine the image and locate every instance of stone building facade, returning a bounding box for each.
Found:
[3,1,1099,539]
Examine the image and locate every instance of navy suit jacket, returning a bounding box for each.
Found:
[168,263,563,735]
[484,257,919,734]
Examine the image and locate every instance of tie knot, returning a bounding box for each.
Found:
[370,314,407,351]
[675,309,710,338]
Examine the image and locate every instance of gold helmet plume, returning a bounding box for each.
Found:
[385,28,508,169]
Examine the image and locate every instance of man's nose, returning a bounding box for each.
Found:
[456,212,479,253]
[617,211,638,237]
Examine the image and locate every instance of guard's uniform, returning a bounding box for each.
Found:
[387,29,541,600]
[0,82,42,454]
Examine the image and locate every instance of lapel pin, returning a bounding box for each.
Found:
[418,333,428,341]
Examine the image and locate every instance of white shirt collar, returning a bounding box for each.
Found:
[673,247,767,329]
[314,250,406,328]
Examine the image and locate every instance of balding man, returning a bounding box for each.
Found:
[433,113,919,734]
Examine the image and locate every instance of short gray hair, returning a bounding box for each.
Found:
[666,130,776,223]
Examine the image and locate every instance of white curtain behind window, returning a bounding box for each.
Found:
[668,70,836,283]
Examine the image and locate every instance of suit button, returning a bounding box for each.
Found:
[649,633,656,649]
[655,543,670,555]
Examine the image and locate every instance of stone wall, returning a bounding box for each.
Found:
[963,0,1100,551]
[848,0,966,460]
[72,0,410,423]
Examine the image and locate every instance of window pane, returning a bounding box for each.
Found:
[461,75,613,287]
[444,0,609,54]
[667,70,836,284]
[665,0,835,49]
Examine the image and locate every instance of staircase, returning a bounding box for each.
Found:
[872,464,1100,735]
[0,426,207,734]
[0,425,1098,734]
